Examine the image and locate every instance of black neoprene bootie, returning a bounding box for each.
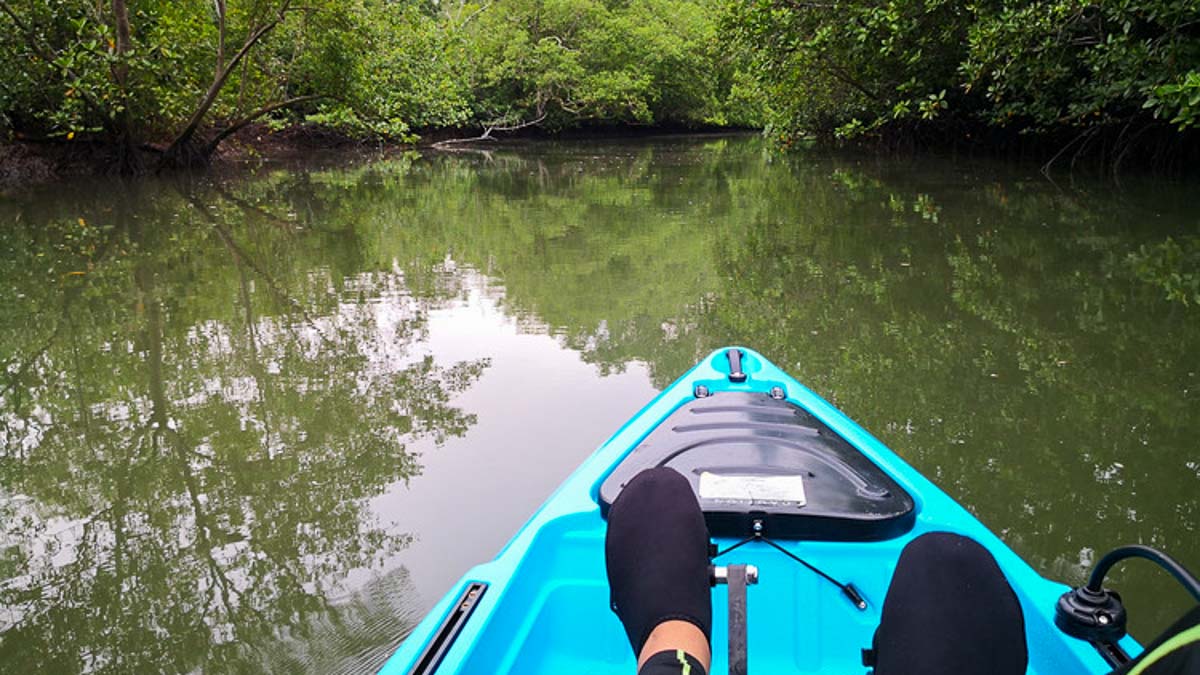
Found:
[872,532,1028,675]
[605,467,713,656]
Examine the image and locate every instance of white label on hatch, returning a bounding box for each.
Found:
[698,472,806,506]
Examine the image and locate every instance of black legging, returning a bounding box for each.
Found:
[638,649,707,675]
[1111,605,1200,675]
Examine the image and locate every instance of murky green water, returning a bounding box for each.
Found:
[1,136,1197,673]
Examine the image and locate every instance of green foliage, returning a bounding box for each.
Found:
[6,0,1194,153]
[728,0,1200,143]
[0,0,479,152]
[0,3,124,138]
[1146,71,1200,130]
[461,0,758,128]
[311,2,473,137]
[726,0,971,141]
[0,0,759,155]
[962,0,1200,131]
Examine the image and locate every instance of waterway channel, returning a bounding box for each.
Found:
[1,136,1197,672]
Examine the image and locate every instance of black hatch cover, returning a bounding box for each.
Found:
[598,392,915,541]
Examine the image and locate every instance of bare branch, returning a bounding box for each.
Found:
[455,0,492,28]
[488,111,548,132]
[432,112,547,148]
[214,0,226,76]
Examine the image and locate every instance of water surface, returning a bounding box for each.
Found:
[1,137,1197,672]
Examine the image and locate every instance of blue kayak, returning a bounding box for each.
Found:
[378,347,1144,674]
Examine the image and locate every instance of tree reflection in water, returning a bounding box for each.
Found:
[0,179,487,673]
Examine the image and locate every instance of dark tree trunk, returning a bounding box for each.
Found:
[110,0,142,174]
[159,5,290,170]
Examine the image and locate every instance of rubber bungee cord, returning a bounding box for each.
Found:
[713,533,868,610]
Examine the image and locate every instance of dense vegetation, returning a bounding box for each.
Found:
[0,0,1197,170]
[731,0,1200,160]
[0,0,756,171]
[734,0,1195,149]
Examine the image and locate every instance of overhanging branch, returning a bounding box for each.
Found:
[204,94,325,155]
[163,0,296,158]
[432,111,548,148]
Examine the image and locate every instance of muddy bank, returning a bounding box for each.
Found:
[0,143,65,190]
[0,124,389,191]
[0,122,752,191]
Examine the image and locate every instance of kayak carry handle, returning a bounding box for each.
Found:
[726,348,747,383]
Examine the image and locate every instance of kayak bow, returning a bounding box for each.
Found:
[379,347,1142,674]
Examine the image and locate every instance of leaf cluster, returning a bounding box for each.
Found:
[458,0,760,129]
[727,0,1200,143]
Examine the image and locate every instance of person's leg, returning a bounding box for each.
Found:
[638,645,708,675]
[870,531,1028,675]
[605,467,713,675]
[639,621,711,671]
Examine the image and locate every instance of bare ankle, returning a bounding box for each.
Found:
[636,620,711,673]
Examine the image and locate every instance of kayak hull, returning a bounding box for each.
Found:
[379,348,1140,674]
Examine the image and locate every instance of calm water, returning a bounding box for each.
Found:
[1,136,1197,673]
